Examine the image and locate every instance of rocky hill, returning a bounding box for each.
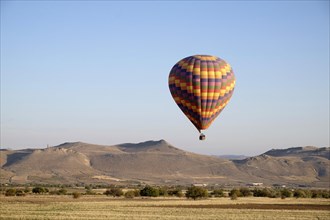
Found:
[0,140,329,187]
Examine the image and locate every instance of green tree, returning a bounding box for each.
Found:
[252,188,277,198]
[211,189,225,197]
[230,193,238,200]
[311,190,321,198]
[15,190,25,197]
[320,190,330,198]
[24,187,30,193]
[168,188,184,197]
[140,186,159,197]
[124,190,136,198]
[294,189,307,198]
[303,189,312,198]
[32,186,48,194]
[185,186,208,200]
[5,188,16,196]
[104,188,123,197]
[158,187,168,196]
[280,188,292,199]
[239,188,252,197]
[229,188,241,199]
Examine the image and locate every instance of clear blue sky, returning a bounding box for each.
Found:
[1,1,329,155]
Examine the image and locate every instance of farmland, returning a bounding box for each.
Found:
[1,195,329,220]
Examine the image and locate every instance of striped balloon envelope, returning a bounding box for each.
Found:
[168,55,235,140]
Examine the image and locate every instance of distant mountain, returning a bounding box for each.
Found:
[216,155,248,160]
[233,146,330,188]
[264,146,329,159]
[1,140,329,187]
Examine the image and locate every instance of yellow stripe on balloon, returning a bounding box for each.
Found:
[200,71,208,78]
[180,82,187,90]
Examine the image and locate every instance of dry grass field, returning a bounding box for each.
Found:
[0,195,329,220]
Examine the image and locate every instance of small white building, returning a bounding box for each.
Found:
[251,183,263,186]
[192,183,208,187]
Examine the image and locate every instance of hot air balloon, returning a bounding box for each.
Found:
[168,55,235,140]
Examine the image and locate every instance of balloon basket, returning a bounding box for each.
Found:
[199,134,206,141]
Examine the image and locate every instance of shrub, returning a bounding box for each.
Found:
[104,188,123,197]
[85,189,96,195]
[303,189,312,198]
[48,188,67,195]
[32,186,48,194]
[252,188,264,197]
[230,193,238,200]
[158,187,168,196]
[124,190,136,198]
[185,186,208,200]
[211,189,225,197]
[252,188,279,198]
[229,188,241,198]
[57,189,67,195]
[294,189,307,198]
[133,189,140,197]
[168,189,184,197]
[72,192,81,199]
[15,190,25,197]
[140,186,159,197]
[49,190,57,195]
[280,188,292,198]
[239,188,252,197]
[311,189,330,198]
[5,188,16,196]
[321,190,330,198]
[0,186,5,194]
[176,190,184,198]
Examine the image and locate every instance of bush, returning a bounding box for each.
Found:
[15,190,25,197]
[293,189,307,198]
[48,188,67,195]
[230,193,238,200]
[158,187,168,196]
[176,190,184,197]
[168,188,184,197]
[72,192,81,199]
[133,189,140,197]
[320,190,330,198]
[5,188,16,196]
[0,187,5,194]
[104,188,123,197]
[185,186,208,200]
[211,189,225,197]
[32,186,48,194]
[229,188,241,198]
[85,189,96,195]
[58,189,67,195]
[49,190,57,195]
[280,188,292,198]
[124,190,136,198]
[252,188,279,198]
[239,188,252,197]
[140,186,159,197]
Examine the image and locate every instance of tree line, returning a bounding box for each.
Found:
[2,185,330,200]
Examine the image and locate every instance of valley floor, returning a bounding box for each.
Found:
[0,196,329,220]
